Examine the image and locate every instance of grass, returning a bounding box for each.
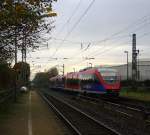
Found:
[120,88,150,102]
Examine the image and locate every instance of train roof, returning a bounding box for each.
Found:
[65,67,118,77]
[97,67,117,72]
[79,66,117,72]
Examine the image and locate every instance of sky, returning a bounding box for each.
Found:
[24,0,150,78]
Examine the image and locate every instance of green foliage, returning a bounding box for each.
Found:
[13,62,30,86]
[121,79,133,87]
[0,0,57,62]
[120,88,150,102]
[33,67,58,88]
[121,80,150,87]
[33,72,49,87]
[142,80,150,87]
[48,67,59,78]
[0,62,15,90]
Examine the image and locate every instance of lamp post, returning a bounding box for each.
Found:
[136,50,140,80]
[124,51,129,80]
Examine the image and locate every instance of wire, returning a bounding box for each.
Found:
[59,0,83,35]
[45,0,83,43]
[67,41,130,67]
[51,13,150,64]
[35,12,150,70]
[60,13,150,65]
[67,31,150,67]
[39,13,150,51]
[51,0,96,58]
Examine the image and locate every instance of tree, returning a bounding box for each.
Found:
[13,62,30,86]
[47,67,59,78]
[0,0,57,62]
[33,67,58,88]
[0,62,15,90]
[33,72,49,87]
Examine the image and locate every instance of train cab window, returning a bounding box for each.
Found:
[98,68,119,84]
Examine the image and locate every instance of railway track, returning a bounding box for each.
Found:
[40,88,150,135]
[48,88,150,121]
[78,94,150,122]
[51,88,150,114]
[39,91,121,135]
[102,96,150,111]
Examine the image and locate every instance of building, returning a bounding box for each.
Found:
[111,59,150,81]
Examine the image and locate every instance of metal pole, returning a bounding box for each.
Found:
[137,50,139,80]
[127,52,129,80]
[62,64,64,76]
[124,51,129,80]
[132,34,137,88]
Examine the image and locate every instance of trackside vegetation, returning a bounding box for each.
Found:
[120,87,150,102]
[0,62,15,90]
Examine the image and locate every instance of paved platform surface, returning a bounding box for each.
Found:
[0,90,70,135]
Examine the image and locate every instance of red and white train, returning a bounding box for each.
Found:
[49,67,121,96]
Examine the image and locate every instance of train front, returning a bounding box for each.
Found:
[98,68,121,95]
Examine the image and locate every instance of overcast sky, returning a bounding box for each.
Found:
[26,0,150,77]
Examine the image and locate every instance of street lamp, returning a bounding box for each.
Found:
[124,51,129,80]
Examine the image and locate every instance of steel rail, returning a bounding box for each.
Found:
[78,95,150,120]
[38,92,82,135]
[39,91,121,135]
[50,87,150,116]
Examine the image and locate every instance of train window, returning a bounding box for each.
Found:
[79,74,97,83]
[98,68,119,84]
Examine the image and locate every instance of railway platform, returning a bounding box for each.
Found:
[0,90,70,135]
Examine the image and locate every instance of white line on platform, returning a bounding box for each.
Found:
[28,91,33,135]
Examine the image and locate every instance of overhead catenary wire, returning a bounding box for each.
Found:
[51,0,96,58]
[50,13,150,65]
[57,13,150,66]
[66,31,150,68]
[32,10,150,71]
[44,0,83,44]
[52,13,150,45]
[30,30,150,67]
[38,12,150,53]
[61,0,83,34]
[64,29,150,68]
[40,24,150,70]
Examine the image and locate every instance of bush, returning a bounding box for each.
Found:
[121,79,150,88]
[143,80,150,87]
[0,63,15,90]
[121,79,132,87]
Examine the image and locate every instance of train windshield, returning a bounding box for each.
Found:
[98,68,119,84]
